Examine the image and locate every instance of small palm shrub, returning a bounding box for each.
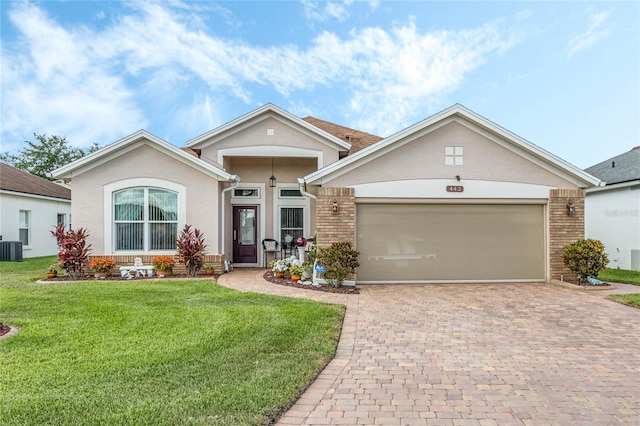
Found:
[176,224,207,276]
[316,241,360,288]
[51,223,92,279]
[562,239,609,285]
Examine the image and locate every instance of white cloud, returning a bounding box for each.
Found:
[566,9,610,58]
[1,3,146,150]
[1,2,518,149]
[302,0,353,22]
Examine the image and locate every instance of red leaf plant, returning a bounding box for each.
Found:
[176,224,207,276]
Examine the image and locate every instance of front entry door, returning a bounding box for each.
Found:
[233,206,257,264]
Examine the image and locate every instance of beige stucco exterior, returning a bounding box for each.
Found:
[54,103,599,279]
[325,120,582,191]
[195,115,344,169]
[70,144,222,254]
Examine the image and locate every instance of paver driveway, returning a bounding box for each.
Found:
[218,270,640,425]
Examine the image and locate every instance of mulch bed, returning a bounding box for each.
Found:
[262,271,359,294]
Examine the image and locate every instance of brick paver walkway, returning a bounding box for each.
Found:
[217,269,640,425]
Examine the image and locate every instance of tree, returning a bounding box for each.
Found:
[0,134,101,180]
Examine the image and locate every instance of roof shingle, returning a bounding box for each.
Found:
[302,116,383,154]
[584,146,640,185]
[0,163,71,200]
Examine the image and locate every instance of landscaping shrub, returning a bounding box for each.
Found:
[562,238,609,285]
[51,223,91,279]
[316,241,360,287]
[176,224,207,276]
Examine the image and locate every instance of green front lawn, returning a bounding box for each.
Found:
[0,257,345,425]
[599,268,640,285]
[607,293,640,309]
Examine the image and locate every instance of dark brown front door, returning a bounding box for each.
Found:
[233,206,257,264]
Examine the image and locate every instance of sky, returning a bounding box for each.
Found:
[1,1,638,169]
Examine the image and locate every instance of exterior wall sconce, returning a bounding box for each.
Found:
[456,175,461,181]
[269,158,276,188]
[566,199,575,216]
[332,199,339,214]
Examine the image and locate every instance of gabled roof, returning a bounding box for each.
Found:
[186,103,352,152]
[1,162,71,200]
[302,116,383,153]
[585,146,640,185]
[303,104,601,188]
[52,130,234,181]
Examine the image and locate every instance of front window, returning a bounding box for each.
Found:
[280,207,304,244]
[114,188,177,251]
[19,210,30,246]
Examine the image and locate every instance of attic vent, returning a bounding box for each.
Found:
[267,128,275,136]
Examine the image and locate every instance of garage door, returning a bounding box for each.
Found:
[356,204,545,283]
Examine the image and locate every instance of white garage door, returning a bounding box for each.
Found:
[356,204,545,283]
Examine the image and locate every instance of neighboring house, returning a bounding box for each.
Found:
[52,104,600,283]
[585,147,640,271]
[0,163,71,258]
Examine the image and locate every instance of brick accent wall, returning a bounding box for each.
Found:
[549,189,585,282]
[84,254,225,277]
[315,187,356,248]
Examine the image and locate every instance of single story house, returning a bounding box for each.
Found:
[585,147,640,271]
[0,162,71,258]
[53,104,600,283]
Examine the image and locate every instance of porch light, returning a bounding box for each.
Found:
[332,199,339,214]
[566,199,575,216]
[269,158,276,188]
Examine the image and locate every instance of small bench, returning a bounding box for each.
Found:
[119,265,155,278]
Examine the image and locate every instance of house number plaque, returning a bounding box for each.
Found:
[446,185,464,193]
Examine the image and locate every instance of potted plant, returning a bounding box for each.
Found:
[289,263,305,281]
[271,259,289,279]
[47,264,59,279]
[89,257,116,278]
[152,255,175,276]
[203,263,215,276]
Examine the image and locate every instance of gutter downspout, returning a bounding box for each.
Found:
[221,175,241,259]
[297,177,316,199]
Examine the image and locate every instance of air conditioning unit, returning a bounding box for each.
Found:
[0,241,23,262]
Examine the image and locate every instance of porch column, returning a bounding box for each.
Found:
[315,187,355,249]
[549,189,585,282]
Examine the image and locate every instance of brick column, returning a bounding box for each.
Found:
[315,187,355,248]
[549,189,585,282]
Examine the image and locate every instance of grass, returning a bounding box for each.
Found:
[599,268,640,285]
[607,293,640,309]
[0,257,345,425]
[599,269,640,309]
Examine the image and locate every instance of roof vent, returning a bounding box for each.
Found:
[612,161,615,168]
[345,133,352,142]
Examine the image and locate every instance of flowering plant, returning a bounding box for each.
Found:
[152,255,175,270]
[89,257,116,272]
[289,263,305,276]
[271,259,290,273]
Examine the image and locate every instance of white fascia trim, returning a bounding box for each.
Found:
[303,104,601,188]
[186,103,351,151]
[586,179,640,193]
[218,146,325,168]
[0,190,71,203]
[350,179,555,200]
[103,178,187,254]
[53,130,233,181]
